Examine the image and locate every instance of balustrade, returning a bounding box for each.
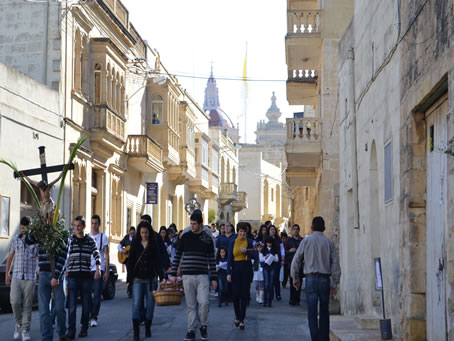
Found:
[288,69,318,81]
[127,135,162,162]
[286,117,321,140]
[287,10,321,34]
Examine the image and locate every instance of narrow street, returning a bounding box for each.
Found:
[0,281,311,341]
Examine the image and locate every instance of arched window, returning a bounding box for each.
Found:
[226,159,230,183]
[81,36,88,96]
[221,157,225,183]
[151,94,163,124]
[116,71,121,112]
[120,75,125,115]
[232,166,236,184]
[94,64,102,104]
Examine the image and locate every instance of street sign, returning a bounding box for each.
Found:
[374,257,383,291]
[146,182,158,204]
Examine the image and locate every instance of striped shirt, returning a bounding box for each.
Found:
[171,230,216,280]
[8,234,39,281]
[67,234,101,278]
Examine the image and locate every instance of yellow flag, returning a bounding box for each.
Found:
[243,48,248,98]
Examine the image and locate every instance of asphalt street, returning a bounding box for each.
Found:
[0,281,311,341]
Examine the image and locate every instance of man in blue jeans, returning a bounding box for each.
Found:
[290,216,341,341]
[25,231,68,341]
[66,216,101,339]
[88,214,109,328]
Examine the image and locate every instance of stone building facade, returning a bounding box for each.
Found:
[337,0,454,339]
[0,0,231,266]
[284,0,353,237]
[238,92,289,232]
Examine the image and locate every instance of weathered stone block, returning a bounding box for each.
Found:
[409,293,425,320]
[407,319,426,341]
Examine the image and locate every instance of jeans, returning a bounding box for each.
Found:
[273,263,281,298]
[67,277,92,335]
[132,279,157,321]
[262,266,275,305]
[182,274,210,331]
[231,261,250,322]
[306,275,331,341]
[89,271,104,320]
[38,272,66,340]
[217,271,228,305]
[10,278,35,331]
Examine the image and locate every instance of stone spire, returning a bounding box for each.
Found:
[203,67,220,111]
[266,92,282,122]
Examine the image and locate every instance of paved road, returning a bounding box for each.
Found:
[0,281,311,341]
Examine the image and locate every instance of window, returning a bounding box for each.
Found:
[212,149,219,174]
[202,139,209,166]
[0,195,10,236]
[151,94,163,124]
[94,64,102,104]
[384,140,393,202]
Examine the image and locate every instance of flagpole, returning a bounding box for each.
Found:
[243,42,248,143]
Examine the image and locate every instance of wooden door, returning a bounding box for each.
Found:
[426,95,448,340]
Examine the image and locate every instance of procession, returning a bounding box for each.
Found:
[4,204,338,341]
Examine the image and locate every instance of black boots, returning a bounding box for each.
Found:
[145,320,152,338]
[133,320,140,341]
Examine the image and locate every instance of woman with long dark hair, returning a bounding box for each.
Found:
[128,221,165,341]
[256,224,268,243]
[269,225,283,301]
[260,237,280,307]
[226,222,254,330]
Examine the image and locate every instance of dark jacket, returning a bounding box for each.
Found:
[226,236,254,277]
[127,238,164,283]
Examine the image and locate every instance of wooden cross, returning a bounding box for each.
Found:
[14,146,74,182]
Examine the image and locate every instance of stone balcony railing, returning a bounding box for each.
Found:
[219,182,238,205]
[287,10,322,34]
[126,135,162,162]
[288,69,318,82]
[232,192,248,212]
[287,117,321,141]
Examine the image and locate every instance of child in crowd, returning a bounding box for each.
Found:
[216,247,229,307]
[253,242,265,304]
[260,237,280,307]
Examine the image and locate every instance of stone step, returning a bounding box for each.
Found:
[354,314,382,329]
[330,315,383,341]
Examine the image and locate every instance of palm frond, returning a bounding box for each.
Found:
[52,135,88,226]
[0,159,41,209]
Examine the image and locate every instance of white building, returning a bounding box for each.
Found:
[0,61,65,260]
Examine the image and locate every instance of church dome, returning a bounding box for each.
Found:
[266,92,282,122]
[209,108,234,128]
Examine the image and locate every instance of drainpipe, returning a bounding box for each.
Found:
[43,1,50,85]
[348,47,360,229]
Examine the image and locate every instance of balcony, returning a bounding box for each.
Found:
[285,117,322,187]
[287,69,318,106]
[168,148,196,185]
[232,192,248,212]
[148,125,180,166]
[285,10,322,71]
[126,135,164,174]
[219,183,238,206]
[189,164,212,197]
[90,106,126,154]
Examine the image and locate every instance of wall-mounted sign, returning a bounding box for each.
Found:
[146,182,158,204]
[375,257,383,291]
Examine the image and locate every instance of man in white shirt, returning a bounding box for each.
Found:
[210,223,219,239]
[88,214,109,327]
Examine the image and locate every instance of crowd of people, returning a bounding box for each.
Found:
[5,211,340,341]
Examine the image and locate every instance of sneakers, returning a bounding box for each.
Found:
[184,330,196,341]
[13,325,21,340]
[21,330,31,341]
[90,319,98,327]
[200,326,208,341]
